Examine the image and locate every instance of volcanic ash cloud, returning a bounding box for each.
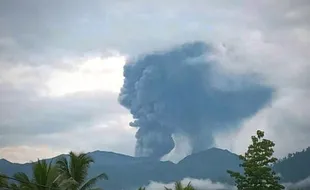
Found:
[119,42,273,159]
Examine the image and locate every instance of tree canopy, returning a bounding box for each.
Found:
[227,130,285,190]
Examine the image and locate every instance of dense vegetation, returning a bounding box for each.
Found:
[1,130,309,190]
[0,152,108,190]
[228,130,284,190]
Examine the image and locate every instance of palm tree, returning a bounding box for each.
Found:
[164,181,195,190]
[137,187,146,190]
[56,151,108,190]
[9,159,61,190]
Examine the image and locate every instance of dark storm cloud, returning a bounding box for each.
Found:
[119,42,274,159]
[0,0,105,52]
[1,0,309,65]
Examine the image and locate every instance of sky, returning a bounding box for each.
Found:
[0,0,309,163]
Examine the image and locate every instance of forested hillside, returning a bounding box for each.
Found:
[1,146,310,189]
[274,147,310,183]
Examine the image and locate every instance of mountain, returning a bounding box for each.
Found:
[274,147,310,183]
[90,148,242,190]
[0,158,31,177]
[0,148,239,189]
[1,147,310,190]
[177,148,241,181]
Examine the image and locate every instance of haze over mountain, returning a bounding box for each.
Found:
[1,147,310,190]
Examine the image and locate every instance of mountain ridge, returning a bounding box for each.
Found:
[1,147,310,190]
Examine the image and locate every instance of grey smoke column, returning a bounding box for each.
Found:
[119,42,273,159]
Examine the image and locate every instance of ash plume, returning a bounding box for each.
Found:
[118,42,273,159]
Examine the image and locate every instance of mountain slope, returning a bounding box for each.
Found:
[177,148,241,181]
[274,147,310,183]
[1,147,310,190]
[91,148,241,189]
[0,158,32,177]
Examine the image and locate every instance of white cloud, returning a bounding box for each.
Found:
[283,176,310,190]
[211,21,310,158]
[146,178,235,190]
[33,114,137,155]
[0,102,136,163]
[215,89,310,158]
[161,134,192,163]
[45,55,126,97]
[144,176,310,190]
[0,115,137,163]
[0,54,134,163]
[0,145,64,163]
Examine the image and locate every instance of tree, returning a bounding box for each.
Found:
[10,159,62,190]
[56,151,108,190]
[227,130,285,190]
[164,181,195,190]
[0,173,9,189]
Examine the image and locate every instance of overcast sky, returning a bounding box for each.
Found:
[0,0,309,163]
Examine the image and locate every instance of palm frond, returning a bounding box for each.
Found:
[69,152,94,187]
[56,151,107,190]
[175,181,183,190]
[79,173,108,190]
[56,156,71,178]
[29,159,60,190]
[13,172,34,189]
[184,182,195,190]
[9,183,21,190]
[58,177,79,190]
[32,159,49,187]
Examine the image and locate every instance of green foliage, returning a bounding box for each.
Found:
[164,181,195,190]
[56,151,108,190]
[137,187,146,190]
[0,173,9,188]
[3,151,108,190]
[9,159,60,190]
[227,130,285,190]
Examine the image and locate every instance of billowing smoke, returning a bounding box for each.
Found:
[119,42,273,159]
